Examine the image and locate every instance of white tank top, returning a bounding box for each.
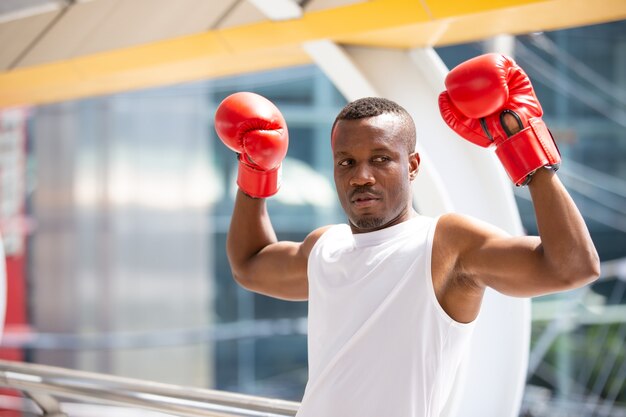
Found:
[298,215,475,417]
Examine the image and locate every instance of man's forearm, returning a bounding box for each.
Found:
[226,190,278,279]
[528,169,600,284]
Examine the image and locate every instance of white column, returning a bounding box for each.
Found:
[484,34,516,57]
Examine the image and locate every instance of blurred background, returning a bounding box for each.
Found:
[0,1,624,416]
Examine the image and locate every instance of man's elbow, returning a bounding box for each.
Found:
[226,255,255,291]
[229,264,258,292]
[556,250,601,289]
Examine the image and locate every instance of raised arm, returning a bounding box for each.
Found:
[440,168,599,297]
[227,191,326,301]
[215,92,326,301]
[435,54,600,323]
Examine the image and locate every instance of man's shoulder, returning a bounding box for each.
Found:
[301,224,341,258]
[435,213,509,250]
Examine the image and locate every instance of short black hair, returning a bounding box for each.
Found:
[332,97,417,153]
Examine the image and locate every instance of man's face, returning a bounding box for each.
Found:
[332,114,419,234]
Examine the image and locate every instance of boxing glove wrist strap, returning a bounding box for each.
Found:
[237,156,281,198]
[495,118,561,186]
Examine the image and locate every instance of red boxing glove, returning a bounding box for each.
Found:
[439,53,560,185]
[214,92,289,198]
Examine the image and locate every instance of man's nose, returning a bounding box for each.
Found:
[349,163,375,187]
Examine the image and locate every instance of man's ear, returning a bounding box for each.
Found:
[409,152,420,181]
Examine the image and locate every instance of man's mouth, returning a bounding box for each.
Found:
[351,193,381,207]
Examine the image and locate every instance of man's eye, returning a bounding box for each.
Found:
[373,156,390,163]
[338,159,353,166]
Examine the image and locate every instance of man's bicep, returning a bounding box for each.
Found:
[466,234,560,297]
[236,226,330,301]
[449,214,564,297]
[240,241,309,301]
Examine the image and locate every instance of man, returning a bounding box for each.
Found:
[214,54,600,416]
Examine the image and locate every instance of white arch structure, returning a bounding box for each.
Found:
[304,41,530,417]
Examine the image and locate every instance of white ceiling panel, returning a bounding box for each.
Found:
[0,0,64,22]
[0,10,61,70]
[70,0,239,57]
[16,0,121,68]
[215,1,267,29]
[247,0,303,21]
[15,0,239,68]
[304,0,366,13]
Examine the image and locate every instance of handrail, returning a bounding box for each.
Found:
[0,318,308,350]
[0,359,299,417]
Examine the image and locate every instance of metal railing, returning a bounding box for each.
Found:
[0,359,299,417]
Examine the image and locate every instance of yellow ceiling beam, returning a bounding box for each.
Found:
[0,0,624,108]
[1,43,311,108]
[338,0,626,48]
